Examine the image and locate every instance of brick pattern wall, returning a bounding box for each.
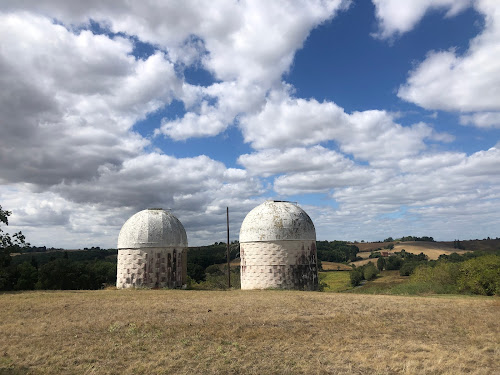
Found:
[240,240,318,290]
[116,247,187,289]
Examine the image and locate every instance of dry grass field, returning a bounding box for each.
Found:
[391,242,468,260]
[1,290,499,375]
[320,262,352,271]
[352,241,471,267]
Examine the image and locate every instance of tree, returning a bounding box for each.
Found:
[386,255,404,270]
[349,268,363,286]
[458,255,500,296]
[363,262,379,281]
[377,257,386,271]
[1,205,29,261]
[14,261,38,290]
[1,205,29,290]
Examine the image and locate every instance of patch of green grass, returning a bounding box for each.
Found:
[345,270,407,294]
[318,271,352,292]
[346,270,465,296]
[389,282,459,295]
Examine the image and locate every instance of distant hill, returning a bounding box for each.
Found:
[441,238,500,253]
[351,239,500,267]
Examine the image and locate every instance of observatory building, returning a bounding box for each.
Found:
[239,201,318,290]
[116,208,188,289]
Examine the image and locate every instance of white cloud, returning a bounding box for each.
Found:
[395,0,500,124]
[460,112,500,128]
[50,153,264,246]
[239,146,352,177]
[239,90,449,164]
[238,145,379,195]
[0,7,274,247]
[239,90,349,149]
[1,153,265,247]
[156,81,268,140]
[0,13,184,186]
[398,152,465,173]
[372,0,473,39]
[152,0,349,139]
[2,0,348,141]
[241,143,500,241]
[332,146,500,216]
[1,1,499,248]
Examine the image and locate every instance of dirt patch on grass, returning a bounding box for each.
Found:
[351,258,379,267]
[320,261,352,271]
[1,290,498,374]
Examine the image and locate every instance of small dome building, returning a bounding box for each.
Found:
[239,201,318,290]
[116,208,188,289]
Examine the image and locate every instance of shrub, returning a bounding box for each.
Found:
[386,255,403,270]
[187,263,206,282]
[363,262,379,281]
[458,255,500,296]
[349,268,363,286]
[412,262,460,285]
[407,262,460,294]
[191,268,241,290]
[399,261,426,276]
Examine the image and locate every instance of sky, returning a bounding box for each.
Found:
[1,0,500,248]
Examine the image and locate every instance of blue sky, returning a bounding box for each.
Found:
[1,0,499,248]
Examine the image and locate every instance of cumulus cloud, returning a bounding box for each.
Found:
[0,5,274,247]
[460,112,500,128]
[372,0,473,39]
[49,152,265,246]
[0,13,183,186]
[1,1,350,142]
[238,146,379,195]
[2,153,265,247]
[153,0,349,139]
[239,90,450,164]
[156,81,268,140]
[238,146,352,177]
[1,1,499,248]
[332,147,500,216]
[393,0,500,127]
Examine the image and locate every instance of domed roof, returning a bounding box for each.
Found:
[240,201,316,242]
[117,209,187,249]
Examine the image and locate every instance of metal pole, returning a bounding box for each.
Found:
[227,206,231,289]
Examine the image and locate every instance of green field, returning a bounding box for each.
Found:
[318,271,351,292]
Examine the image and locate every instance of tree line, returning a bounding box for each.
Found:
[316,241,361,263]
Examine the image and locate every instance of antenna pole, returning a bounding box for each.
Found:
[227,206,231,289]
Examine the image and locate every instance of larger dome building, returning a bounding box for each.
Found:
[239,201,318,290]
[116,208,188,289]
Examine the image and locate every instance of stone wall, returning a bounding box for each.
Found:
[116,247,187,289]
[240,240,318,290]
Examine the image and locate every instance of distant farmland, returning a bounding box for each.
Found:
[1,290,498,374]
[352,240,499,266]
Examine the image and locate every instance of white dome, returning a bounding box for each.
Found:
[117,209,187,249]
[240,201,316,242]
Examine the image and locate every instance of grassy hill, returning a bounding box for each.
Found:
[0,290,498,374]
[351,239,500,267]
